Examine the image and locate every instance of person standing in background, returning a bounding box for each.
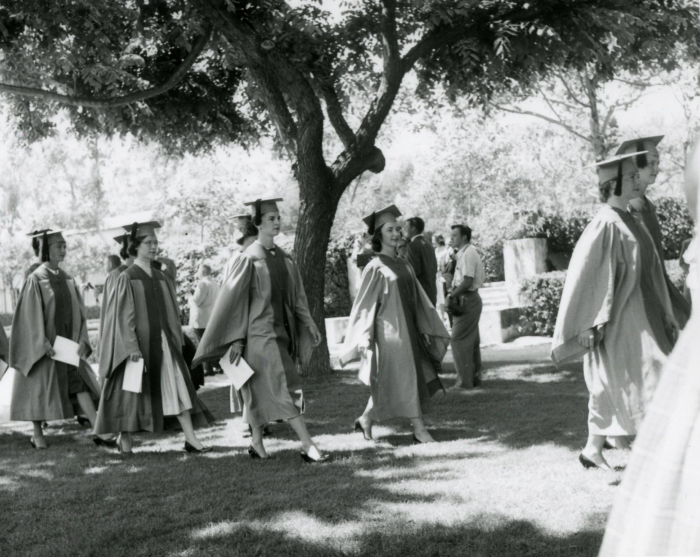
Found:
[189,264,220,377]
[448,224,485,389]
[404,217,439,306]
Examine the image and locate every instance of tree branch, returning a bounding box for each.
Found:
[553,71,589,108]
[0,25,212,108]
[310,72,355,148]
[491,103,590,142]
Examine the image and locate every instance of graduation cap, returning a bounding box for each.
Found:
[112,232,128,245]
[27,229,66,262]
[588,151,647,196]
[362,205,402,235]
[614,135,663,169]
[243,198,283,226]
[122,221,162,237]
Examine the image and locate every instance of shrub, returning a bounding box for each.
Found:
[170,245,220,325]
[475,240,505,282]
[324,236,353,318]
[654,197,694,259]
[518,271,567,336]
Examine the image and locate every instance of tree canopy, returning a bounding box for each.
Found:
[0,0,697,373]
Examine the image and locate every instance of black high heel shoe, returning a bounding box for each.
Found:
[30,437,47,450]
[579,453,612,470]
[247,445,273,459]
[300,450,332,464]
[93,435,118,448]
[354,418,373,441]
[184,441,212,454]
[117,435,133,455]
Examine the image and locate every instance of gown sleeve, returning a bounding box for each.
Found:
[0,320,9,363]
[339,264,384,367]
[551,218,620,366]
[98,273,140,380]
[9,275,52,377]
[191,255,254,368]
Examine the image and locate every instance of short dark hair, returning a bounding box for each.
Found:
[127,236,145,257]
[236,221,259,246]
[407,217,425,234]
[107,255,121,271]
[434,234,445,246]
[451,224,472,243]
[371,224,385,252]
[31,237,41,257]
[599,178,615,202]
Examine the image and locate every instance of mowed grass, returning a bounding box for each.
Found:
[0,343,625,557]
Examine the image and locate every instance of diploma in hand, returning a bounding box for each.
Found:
[122,358,145,393]
[219,346,254,391]
[52,336,80,367]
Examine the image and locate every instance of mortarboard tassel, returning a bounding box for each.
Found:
[40,231,50,262]
[636,140,648,168]
[614,161,623,196]
[368,213,376,235]
[254,199,262,226]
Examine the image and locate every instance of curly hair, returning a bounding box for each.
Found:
[371,224,385,252]
[599,178,616,202]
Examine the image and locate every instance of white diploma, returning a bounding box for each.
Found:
[219,346,254,391]
[52,336,80,367]
[358,349,372,386]
[122,358,145,393]
[0,359,8,382]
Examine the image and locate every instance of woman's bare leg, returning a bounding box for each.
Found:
[288,416,324,459]
[250,425,269,458]
[411,417,435,443]
[75,392,117,441]
[582,433,612,470]
[32,421,47,448]
[176,410,205,450]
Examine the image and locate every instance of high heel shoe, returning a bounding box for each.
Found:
[184,441,212,454]
[300,450,332,464]
[412,432,435,444]
[93,435,118,448]
[117,435,133,456]
[30,437,47,450]
[354,418,373,441]
[579,453,611,470]
[247,445,273,459]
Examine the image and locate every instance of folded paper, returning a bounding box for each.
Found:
[122,358,145,393]
[219,346,255,391]
[52,336,80,367]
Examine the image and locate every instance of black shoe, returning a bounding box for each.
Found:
[412,433,435,444]
[77,416,91,427]
[300,451,332,464]
[30,437,47,450]
[247,445,274,459]
[354,418,373,441]
[93,435,118,448]
[184,441,212,454]
[579,453,598,469]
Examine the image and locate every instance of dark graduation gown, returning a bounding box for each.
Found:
[630,196,691,329]
[10,265,99,421]
[406,235,439,305]
[192,242,317,428]
[99,264,128,339]
[0,322,9,380]
[341,255,450,421]
[94,264,214,434]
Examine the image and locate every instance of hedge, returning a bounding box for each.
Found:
[654,197,694,259]
[517,271,566,336]
[324,236,353,318]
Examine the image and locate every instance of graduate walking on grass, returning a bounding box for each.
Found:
[618,136,692,329]
[94,221,214,455]
[192,198,329,462]
[551,152,677,471]
[341,206,450,444]
[10,230,110,450]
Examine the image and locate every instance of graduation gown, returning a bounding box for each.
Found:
[340,254,450,421]
[94,264,214,434]
[0,322,9,379]
[10,265,99,421]
[552,206,674,436]
[630,196,691,329]
[98,263,128,340]
[192,242,317,428]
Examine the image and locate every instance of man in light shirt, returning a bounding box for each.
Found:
[189,263,221,376]
[447,224,485,388]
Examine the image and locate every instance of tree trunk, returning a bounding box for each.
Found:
[581,69,605,159]
[294,170,342,377]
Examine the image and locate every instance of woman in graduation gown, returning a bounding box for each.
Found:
[94,222,214,454]
[193,198,329,462]
[340,206,450,444]
[599,136,700,557]
[10,230,106,449]
[618,136,691,329]
[551,152,677,470]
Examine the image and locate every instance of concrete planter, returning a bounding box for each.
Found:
[503,238,548,306]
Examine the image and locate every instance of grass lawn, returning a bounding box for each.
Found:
[0,344,625,557]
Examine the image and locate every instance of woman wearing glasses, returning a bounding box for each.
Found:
[95,221,214,454]
[552,152,677,470]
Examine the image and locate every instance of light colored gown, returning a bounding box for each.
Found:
[552,205,674,436]
[341,254,450,421]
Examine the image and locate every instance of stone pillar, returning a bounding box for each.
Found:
[503,238,548,306]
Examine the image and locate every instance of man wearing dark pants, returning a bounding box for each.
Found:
[404,217,438,305]
[189,263,221,376]
[448,224,485,389]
